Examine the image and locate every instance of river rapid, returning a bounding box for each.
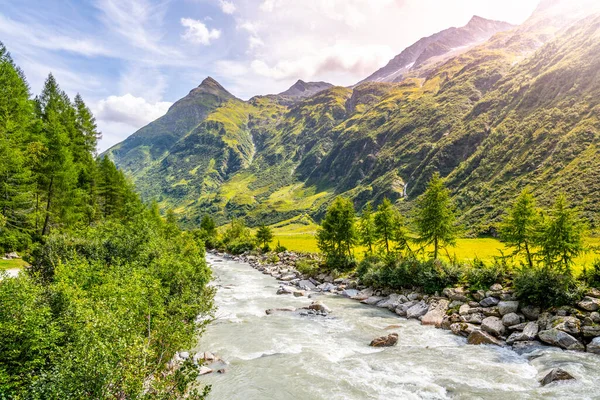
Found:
[196,255,600,399]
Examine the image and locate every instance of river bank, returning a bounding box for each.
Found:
[195,253,600,399]
[208,250,600,357]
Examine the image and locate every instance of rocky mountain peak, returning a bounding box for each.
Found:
[277,80,334,99]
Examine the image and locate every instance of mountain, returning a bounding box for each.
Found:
[107,4,600,233]
[358,16,514,85]
[106,77,237,173]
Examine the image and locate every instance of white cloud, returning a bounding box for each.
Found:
[219,0,236,14]
[96,94,172,129]
[250,43,394,80]
[181,18,221,45]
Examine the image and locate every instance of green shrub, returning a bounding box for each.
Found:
[513,266,581,308]
[274,240,287,253]
[226,238,256,255]
[580,260,600,288]
[324,255,357,272]
[464,259,509,291]
[296,259,320,276]
[357,255,384,279]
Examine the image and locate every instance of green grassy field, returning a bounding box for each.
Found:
[0,258,27,271]
[271,222,600,272]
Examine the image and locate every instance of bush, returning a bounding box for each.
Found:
[296,259,320,276]
[274,240,287,253]
[358,257,463,294]
[513,266,581,308]
[580,260,600,288]
[226,238,256,255]
[324,255,357,272]
[464,259,509,291]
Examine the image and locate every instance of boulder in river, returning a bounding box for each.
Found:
[199,366,213,375]
[308,301,331,314]
[587,337,600,354]
[342,289,359,298]
[276,285,297,295]
[450,322,478,337]
[266,307,296,315]
[298,280,317,291]
[467,330,504,346]
[361,296,384,306]
[539,368,575,386]
[369,333,399,347]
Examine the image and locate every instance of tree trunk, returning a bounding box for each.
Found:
[41,178,53,236]
[525,242,533,269]
[434,237,438,260]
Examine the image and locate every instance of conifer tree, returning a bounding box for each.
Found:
[500,189,540,268]
[316,197,357,265]
[414,173,457,259]
[374,198,411,256]
[358,203,376,255]
[537,195,585,273]
[256,224,274,251]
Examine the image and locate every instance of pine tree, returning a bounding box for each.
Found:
[0,42,35,249]
[34,74,78,236]
[500,189,540,268]
[373,198,411,256]
[358,203,376,255]
[537,195,585,274]
[414,173,457,259]
[316,197,357,266]
[74,94,101,155]
[200,215,217,237]
[256,224,274,251]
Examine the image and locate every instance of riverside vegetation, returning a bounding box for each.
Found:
[197,172,600,357]
[0,43,214,399]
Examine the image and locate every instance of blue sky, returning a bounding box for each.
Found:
[0,0,541,150]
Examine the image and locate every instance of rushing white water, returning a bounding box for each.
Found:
[196,255,600,399]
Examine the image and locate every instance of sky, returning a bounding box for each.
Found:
[0,0,541,151]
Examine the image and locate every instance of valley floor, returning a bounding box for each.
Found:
[270,223,600,272]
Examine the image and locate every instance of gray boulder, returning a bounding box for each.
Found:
[318,282,336,292]
[582,326,600,338]
[450,322,478,337]
[467,330,504,346]
[308,301,331,314]
[586,337,600,354]
[502,312,521,327]
[538,329,585,351]
[361,296,384,306]
[395,300,418,317]
[512,340,547,355]
[480,297,500,307]
[506,322,539,344]
[578,296,600,312]
[551,316,581,335]
[406,301,429,319]
[298,280,317,291]
[540,368,575,386]
[376,294,402,310]
[421,299,449,328]
[276,285,297,295]
[265,306,296,315]
[498,301,519,316]
[521,305,541,321]
[482,316,505,337]
[443,287,469,302]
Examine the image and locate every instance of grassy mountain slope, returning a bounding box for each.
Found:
[109,6,600,234]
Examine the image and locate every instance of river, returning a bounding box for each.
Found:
[196,255,600,399]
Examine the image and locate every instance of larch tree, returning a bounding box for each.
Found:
[500,189,540,268]
[414,173,457,260]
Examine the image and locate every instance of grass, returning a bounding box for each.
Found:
[0,258,27,271]
[269,222,600,273]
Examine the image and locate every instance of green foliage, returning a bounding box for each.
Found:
[374,198,411,256]
[358,203,376,255]
[513,265,581,308]
[256,224,274,251]
[295,259,320,277]
[1,209,214,398]
[463,258,509,291]
[414,173,457,259]
[359,256,462,295]
[274,240,287,253]
[536,195,586,273]
[221,218,256,254]
[500,189,540,268]
[316,197,357,270]
[580,260,600,289]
